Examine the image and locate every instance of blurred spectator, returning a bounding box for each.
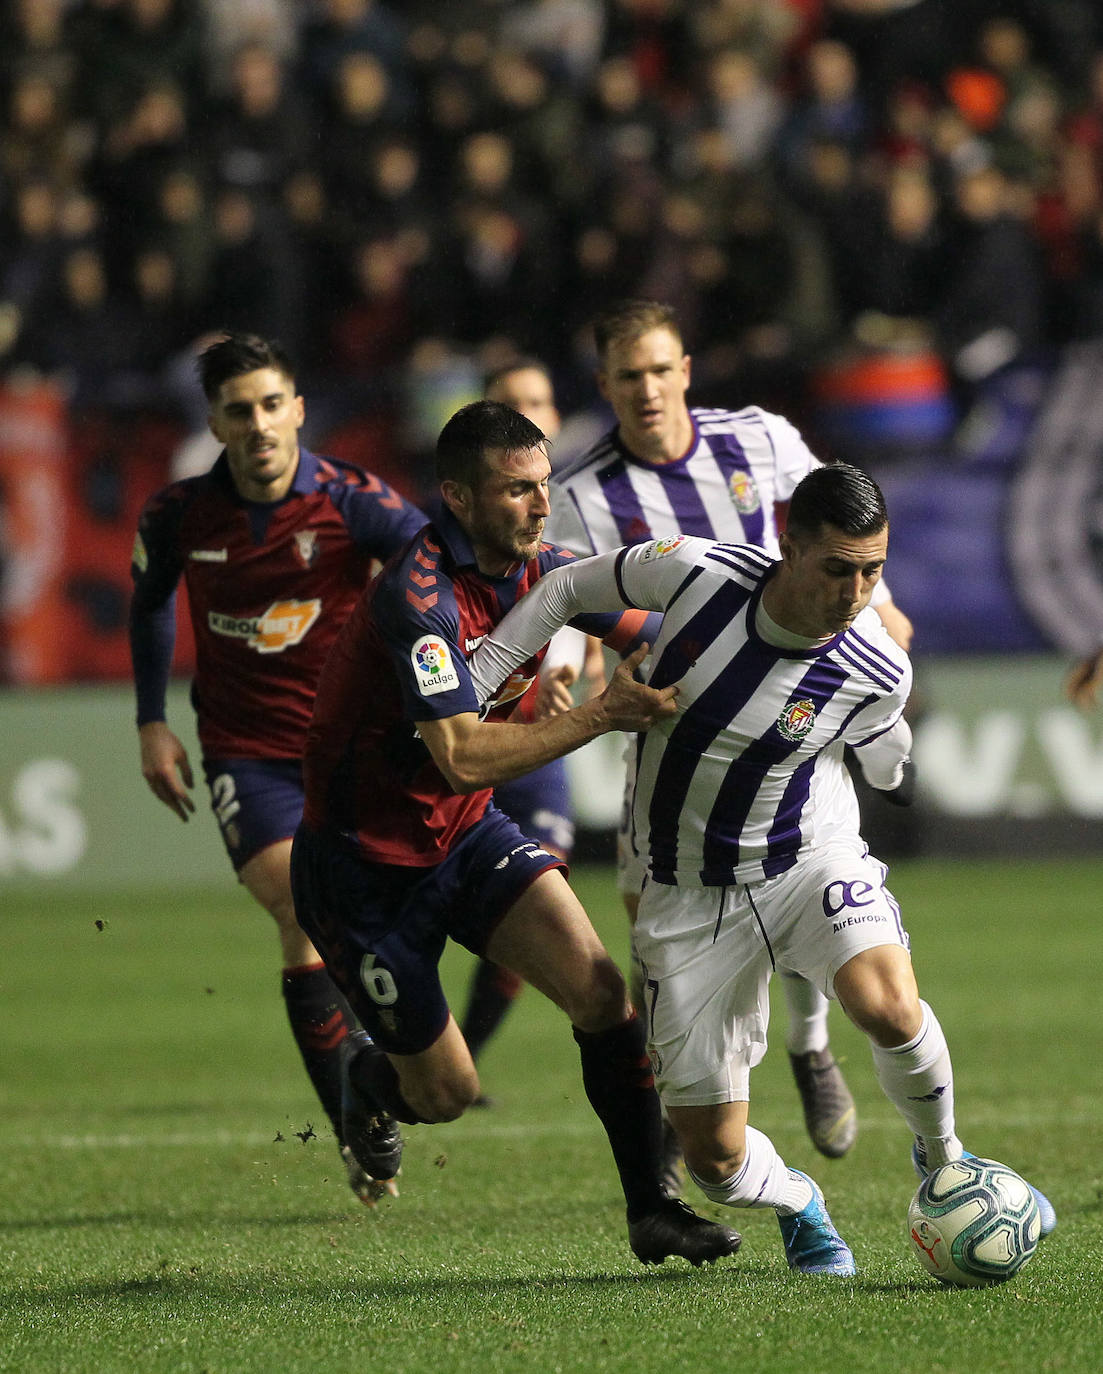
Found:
[1,70,86,187]
[73,0,205,130]
[687,0,800,80]
[791,135,879,326]
[438,196,553,355]
[935,160,1046,397]
[199,0,299,96]
[206,43,314,200]
[125,243,199,383]
[319,50,409,225]
[856,164,947,327]
[498,0,604,88]
[484,47,589,207]
[0,0,77,96]
[823,0,959,114]
[700,47,785,175]
[328,236,416,378]
[0,177,63,323]
[299,0,410,111]
[201,188,302,351]
[585,55,673,189]
[778,39,871,196]
[601,0,696,105]
[150,163,214,310]
[91,82,191,268]
[14,244,140,407]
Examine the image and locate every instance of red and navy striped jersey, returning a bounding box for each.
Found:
[129,448,426,760]
[302,507,647,867]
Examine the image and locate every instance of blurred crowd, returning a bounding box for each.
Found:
[4,0,1103,465]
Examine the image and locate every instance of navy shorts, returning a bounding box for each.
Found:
[202,757,304,872]
[290,806,565,1054]
[494,758,574,856]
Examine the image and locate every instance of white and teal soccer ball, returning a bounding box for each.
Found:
[907,1156,1040,1287]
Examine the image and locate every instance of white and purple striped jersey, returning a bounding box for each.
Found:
[468,535,912,889]
[548,406,818,557]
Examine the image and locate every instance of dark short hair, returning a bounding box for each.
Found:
[786,462,888,540]
[592,299,682,359]
[435,400,546,487]
[197,332,295,400]
[483,357,552,397]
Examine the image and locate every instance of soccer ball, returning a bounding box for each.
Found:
[907,1156,1040,1287]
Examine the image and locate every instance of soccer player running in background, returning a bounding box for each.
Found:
[129,332,427,1204]
[469,461,1056,1273]
[547,299,914,1175]
[290,400,742,1268]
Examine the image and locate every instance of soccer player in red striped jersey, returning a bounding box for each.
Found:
[129,332,426,1204]
[291,400,743,1267]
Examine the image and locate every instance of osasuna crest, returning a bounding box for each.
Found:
[729,470,761,515]
[777,697,817,742]
[293,530,319,568]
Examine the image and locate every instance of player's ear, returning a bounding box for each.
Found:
[682,351,692,387]
[440,479,469,516]
[207,407,224,442]
[595,366,610,402]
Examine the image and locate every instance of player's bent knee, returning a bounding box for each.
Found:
[683,1140,746,1187]
[840,980,921,1045]
[564,954,629,1033]
[403,1072,481,1123]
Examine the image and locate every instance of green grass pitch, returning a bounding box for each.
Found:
[2,858,1101,1373]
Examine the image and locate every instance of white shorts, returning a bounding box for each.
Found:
[633,841,910,1107]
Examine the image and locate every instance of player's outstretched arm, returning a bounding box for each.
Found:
[139,721,196,821]
[419,644,677,793]
[1065,649,1103,710]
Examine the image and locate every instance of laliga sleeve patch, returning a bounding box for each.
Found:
[411,638,461,695]
[640,535,687,562]
[132,530,148,573]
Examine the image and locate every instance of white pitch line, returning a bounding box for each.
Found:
[12,1108,1099,1152]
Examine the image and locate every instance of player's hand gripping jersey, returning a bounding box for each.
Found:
[470,536,912,885]
[130,450,425,758]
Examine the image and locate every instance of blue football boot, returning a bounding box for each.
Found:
[777,1170,857,1275]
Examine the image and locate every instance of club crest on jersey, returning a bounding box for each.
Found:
[292,530,318,567]
[641,535,686,562]
[729,471,761,514]
[412,638,460,695]
[777,697,817,742]
[208,599,321,653]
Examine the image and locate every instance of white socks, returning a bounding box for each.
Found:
[870,1000,962,1165]
[780,970,830,1055]
[688,1125,813,1215]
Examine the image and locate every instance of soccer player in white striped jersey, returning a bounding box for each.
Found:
[469,462,1055,1272]
[547,299,913,1166]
